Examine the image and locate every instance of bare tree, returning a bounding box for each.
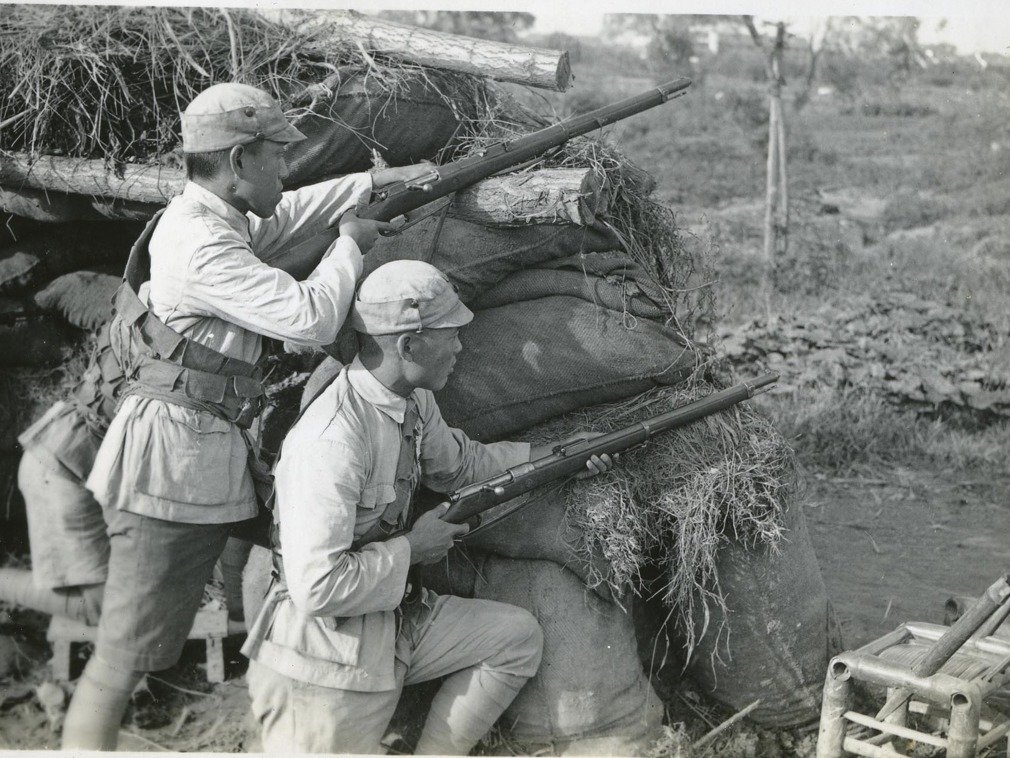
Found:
[743,16,790,273]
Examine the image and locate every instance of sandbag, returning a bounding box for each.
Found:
[33,271,120,330]
[0,223,138,296]
[0,298,73,366]
[472,556,663,753]
[435,296,695,440]
[469,253,667,319]
[459,491,615,603]
[268,212,621,302]
[365,215,621,303]
[685,497,841,727]
[284,70,463,186]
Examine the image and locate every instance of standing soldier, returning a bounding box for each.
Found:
[61,82,431,749]
[241,260,614,753]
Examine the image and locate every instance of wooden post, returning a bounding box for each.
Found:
[744,18,790,279]
[325,11,572,92]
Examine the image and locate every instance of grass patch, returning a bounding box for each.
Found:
[758,390,1010,476]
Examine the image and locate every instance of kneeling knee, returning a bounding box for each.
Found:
[502,608,544,673]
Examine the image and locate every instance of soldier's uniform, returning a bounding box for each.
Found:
[13,325,124,621]
[242,261,544,754]
[83,82,373,675]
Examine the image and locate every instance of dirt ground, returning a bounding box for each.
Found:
[807,471,1010,645]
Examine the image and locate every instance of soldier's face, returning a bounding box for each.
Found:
[235,140,289,218]
[404,327,462,391]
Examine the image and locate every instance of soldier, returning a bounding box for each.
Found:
[61,82,433,749]
[241,260,614,754]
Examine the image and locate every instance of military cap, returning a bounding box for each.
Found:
[350,260,473,335]
[180,82,306,153]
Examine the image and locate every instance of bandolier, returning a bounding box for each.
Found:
[112,211,268,432]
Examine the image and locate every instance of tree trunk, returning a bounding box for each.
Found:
[448,167,611,226]
[763,94,780,265]
[326,11,572,92]
[0,154,608,226]
[775,100,789,257]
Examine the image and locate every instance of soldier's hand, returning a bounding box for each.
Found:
[530,432,618,479]
[338,212,396,253]
[404,503,469,565]
[371,161,438,190]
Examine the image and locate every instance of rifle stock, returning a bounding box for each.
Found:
[359,77,692,224]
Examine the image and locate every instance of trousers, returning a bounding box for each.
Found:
[248,592,543,753]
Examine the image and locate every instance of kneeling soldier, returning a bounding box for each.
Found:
[242,260,613,754]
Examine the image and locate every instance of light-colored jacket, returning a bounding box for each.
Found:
[241,357,531,691]
[86,177,371,524]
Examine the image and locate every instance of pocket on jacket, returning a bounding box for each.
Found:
[269,599,362,666]
[359,483,396,510]
[134,404,245,506]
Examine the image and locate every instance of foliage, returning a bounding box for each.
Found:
[720,291,1010,420]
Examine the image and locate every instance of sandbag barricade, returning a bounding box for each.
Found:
[435,295,695,440]
[284,70,465,186]
[684,497,843,727]
[423,552,663,754]
[365,214,621,303]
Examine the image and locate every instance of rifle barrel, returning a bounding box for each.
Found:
[361,77,691,222]
[442,372,778,524]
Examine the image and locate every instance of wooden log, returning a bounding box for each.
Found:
[0,154,184,206]
[0,184,159,223]
[2,154,610,227]
[326,11,572,92]
[448,167,611,226]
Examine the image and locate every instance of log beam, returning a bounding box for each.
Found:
[0,153,184,206]
[1,154,613,227]
[448,167,611,226]
[326,11,572,92]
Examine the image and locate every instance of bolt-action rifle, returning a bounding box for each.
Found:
[351,372,778,550]
[358,77,692,229]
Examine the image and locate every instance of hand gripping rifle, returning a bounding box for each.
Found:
[358,77,692,229]
[439,372,779,531]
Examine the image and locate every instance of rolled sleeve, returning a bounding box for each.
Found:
[275,439,411,618]
[417,392,531,493]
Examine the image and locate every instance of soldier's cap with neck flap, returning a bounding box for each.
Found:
[181,82,306,153]
[350,260,473,336]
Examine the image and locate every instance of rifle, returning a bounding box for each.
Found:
[349,372,778,552]
[441,372,778,528]
[358,77,692,228]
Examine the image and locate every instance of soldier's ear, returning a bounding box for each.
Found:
[228,144,246,177]
[396,333,413,361]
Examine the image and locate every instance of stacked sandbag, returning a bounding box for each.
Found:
[423,554,663,754]
[284,68,470,185]
[683,497,843,727]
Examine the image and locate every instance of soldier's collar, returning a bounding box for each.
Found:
[346,356,414,424]
[182,182,252,243]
